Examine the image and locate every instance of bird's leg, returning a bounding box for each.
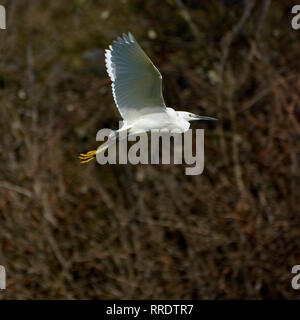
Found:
[79,141,112,164]
[79,130,120,164]
[79,150,97,163]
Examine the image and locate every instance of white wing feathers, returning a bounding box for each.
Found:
[105,32,166,123]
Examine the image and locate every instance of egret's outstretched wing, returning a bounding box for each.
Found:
[105,33,166,123]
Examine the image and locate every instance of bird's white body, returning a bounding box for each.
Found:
[123,107,190,135]
[80,33,216,163]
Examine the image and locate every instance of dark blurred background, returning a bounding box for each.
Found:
[0,0,299,299]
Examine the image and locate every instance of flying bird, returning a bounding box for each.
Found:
[79,32,216,163]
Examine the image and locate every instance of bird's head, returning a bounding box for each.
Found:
[179,111,217,122]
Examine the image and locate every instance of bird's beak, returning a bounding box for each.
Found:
[194,115,217,121]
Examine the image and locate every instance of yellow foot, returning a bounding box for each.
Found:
[79,150,97,164]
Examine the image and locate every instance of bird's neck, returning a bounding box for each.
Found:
[166,107,177,119]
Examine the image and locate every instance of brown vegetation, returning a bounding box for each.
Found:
[0,0,299,299]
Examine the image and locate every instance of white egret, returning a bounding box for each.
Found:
[80,32,216,163]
